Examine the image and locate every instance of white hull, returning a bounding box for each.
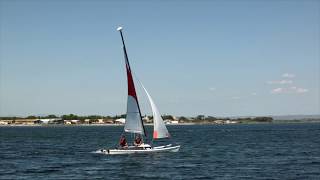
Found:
[97,144,180,155]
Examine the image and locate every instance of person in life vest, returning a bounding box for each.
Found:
[119,135,128,148]
[134,135,143,146]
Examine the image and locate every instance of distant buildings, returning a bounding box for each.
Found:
[0,115,275,125]
[0,121,9,125]
[164,120,179,124]
[0,118,63,125]
[35,118,62,124]
[143,116,153,123]
[115,118,125,124]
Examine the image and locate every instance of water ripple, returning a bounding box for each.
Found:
[1,124,320,179]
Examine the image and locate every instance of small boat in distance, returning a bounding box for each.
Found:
[98,27,180,155]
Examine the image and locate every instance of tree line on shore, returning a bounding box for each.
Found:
[0,114,273,123]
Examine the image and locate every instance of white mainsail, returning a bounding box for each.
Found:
[118,28,146,136]
[140,83,170,139]
[125,96,144,134]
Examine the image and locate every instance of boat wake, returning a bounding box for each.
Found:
[91,149,108,154]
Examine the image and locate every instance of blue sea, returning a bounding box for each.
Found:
[1,123,320,179]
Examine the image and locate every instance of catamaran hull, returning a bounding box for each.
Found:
[98,145,180,155]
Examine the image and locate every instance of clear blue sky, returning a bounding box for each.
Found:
[0,0,319,117]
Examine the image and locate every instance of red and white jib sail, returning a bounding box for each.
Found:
[118,27,146,136]
[140,83,170,139]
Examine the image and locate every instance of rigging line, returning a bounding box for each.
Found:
[127,71,150,144]
[131,71,154,144]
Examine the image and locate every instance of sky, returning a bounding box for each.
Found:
[0,0,319,117]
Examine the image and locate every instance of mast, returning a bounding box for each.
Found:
[117,27,147,136]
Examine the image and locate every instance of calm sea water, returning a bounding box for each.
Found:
[1,123,320,179]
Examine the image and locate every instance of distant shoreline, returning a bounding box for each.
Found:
[2,114,320,127]
[1,121,320,127]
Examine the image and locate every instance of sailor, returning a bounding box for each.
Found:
[119,135,128,148]
[134,135,143,146]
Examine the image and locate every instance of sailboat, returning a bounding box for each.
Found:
[99,27,180,155]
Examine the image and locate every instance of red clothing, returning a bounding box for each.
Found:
[119,137,127,147]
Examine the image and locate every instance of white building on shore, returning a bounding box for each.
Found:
[115,118,125,124]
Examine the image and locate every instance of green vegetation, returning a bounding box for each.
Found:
[0,116,18,120]
[162,115,174,120]
[1,114,275,124]
[6,114,320,125]
[61,114,80,120]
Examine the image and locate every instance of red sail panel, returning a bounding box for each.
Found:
[126,64,137,100]
[153,131,158,139]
